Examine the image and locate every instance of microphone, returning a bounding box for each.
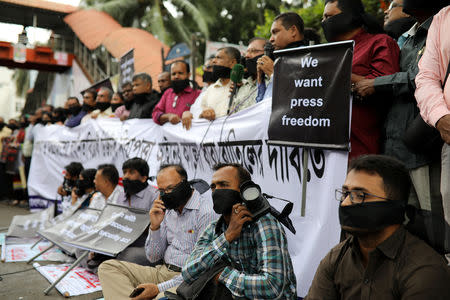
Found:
[264,42,275,60]
[227,64,245,114]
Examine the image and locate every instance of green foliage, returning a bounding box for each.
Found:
[12,69,30,98]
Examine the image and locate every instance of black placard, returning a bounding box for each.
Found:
[119,48,135,88]
[268,41,354,150]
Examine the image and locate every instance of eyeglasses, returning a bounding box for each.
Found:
[246,48,264,55]
[335,188,392,204]
[388,2,402,10]
[158,181,182,195]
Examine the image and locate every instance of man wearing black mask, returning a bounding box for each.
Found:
[152,61,201,126]
[128,73,160,119]
[182,163,297,299]
[98,164,217,299]
[114,157,158,210]
[65,96,85,128]
[255,12,307,102]
[305,155,450,299]
[115,81,134,121]
[384,0,415,48]
[157,71,171,97]
[82,87,113,122]
[193,47,240,122]
[70,168,99,208]
[57,162,83,211]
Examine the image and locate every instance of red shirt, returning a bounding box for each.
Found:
[152,86,201,125]
[350,29,400,161]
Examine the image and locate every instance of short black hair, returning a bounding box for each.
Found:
[121,81,132,89]
[304,27,321,45]
[67,96,79,103]
[98,164,119,185]
[213,163,251,186]
[84,88,98,100]
[248,37,267,44]
[218,47,241,63]
[171,60,190,74]
[122,157,149,177]
[65,162,84,177]
[158,164,188,181]
[80,168,97,186]
[348,155,411,204]
[274,12,305,35]
[132,72,152,86]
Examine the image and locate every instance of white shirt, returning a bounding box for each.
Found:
[200,79,232,118]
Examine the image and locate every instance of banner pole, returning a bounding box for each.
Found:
[26,243,55,264]
[30,237,44,249]
[301,149,309,217]
[43,250,89,295]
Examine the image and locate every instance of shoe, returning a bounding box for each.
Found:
[10,199,19,206]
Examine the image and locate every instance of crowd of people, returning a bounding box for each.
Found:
[2,0,450,298]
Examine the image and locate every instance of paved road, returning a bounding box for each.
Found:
[0,202,103,300]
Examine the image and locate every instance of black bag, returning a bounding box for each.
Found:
[403,59,450,153]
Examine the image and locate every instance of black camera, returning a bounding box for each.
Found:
[240,180,296,234]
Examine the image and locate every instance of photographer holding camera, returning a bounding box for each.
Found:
[57,162,83,211]
[180,163,297,300]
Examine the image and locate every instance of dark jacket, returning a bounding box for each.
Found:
[373,17,440,169]
[128,91,160,119]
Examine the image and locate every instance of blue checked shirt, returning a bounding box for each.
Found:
[145,189,218,292]
[182,213,297,299]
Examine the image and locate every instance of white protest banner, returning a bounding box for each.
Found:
[33,263,102,296]
[64,204,150,256]
[28,100,348,297]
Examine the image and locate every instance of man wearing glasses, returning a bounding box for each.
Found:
[305,155,450,300]
[98,164,218,299]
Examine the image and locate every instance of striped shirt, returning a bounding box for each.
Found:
[145,189,218,292]
[182,213,297,299]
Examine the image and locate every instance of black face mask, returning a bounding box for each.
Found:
[134,93,150,105]
[96,102,110,112]
[171,79,190,94]
[69,106,82,116]
[212,65,231,79]
[321,12,362,42]
[20,121,28,128]
[75,179,93,196]
[212,189,242,215]
[243,54,263,79]
[124,99,134,110]
[202,71,218,83]
[111,103,122,112]
[62,177,76,193]
[7,124,18,131]
[52,115,65,123]
[61,108,70,117]
[82,103,95,112]
[160,180,193,210]
[384,17,416,40]
[42,120,51,125]
[122,179,148,196]
[339,200,405,232]
[0,122,5,130]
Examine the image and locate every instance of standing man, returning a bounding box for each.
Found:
[65,96,85,128]
[181,47,240,129]
[115,82,134,121]
[98,164,217,299]
[415,5,450,258]
[82,87,114,122]
[152,61,201,126]
[305,155,450,299]
[128,73,160,119]
[256,12,307,102]
[157,71,171,97]
[383,0,415,47]
[182,163,297,299]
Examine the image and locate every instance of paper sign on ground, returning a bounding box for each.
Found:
[33,262,102,296]
[4,241,73,262]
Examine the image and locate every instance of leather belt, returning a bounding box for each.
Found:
[165,263,182,272]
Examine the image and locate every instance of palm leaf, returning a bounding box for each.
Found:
[171,0,209,38]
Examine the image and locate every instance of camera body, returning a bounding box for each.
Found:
[240,181,271,221]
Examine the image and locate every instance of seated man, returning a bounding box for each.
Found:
[71,168,105,209]
[128,73,160,119]
[182,163,297,299]
[305,155,450,299]
[98,164,218,299]
[57,162,84,212]
[113,157,158,211]
[94,164,124,205]
[152,61,201,125]
[115,81,134,120]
